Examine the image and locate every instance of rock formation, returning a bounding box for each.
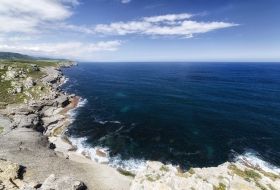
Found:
[131,161,280,190]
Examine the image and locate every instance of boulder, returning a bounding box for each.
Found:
[6,71,19,79]
[55,95,69,107]
[13,114,40,128]
[41,114,65,127]
[24,77,35,90]
[40,174,84,190]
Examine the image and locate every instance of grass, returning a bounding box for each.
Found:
[145,174,155,182]
[267,184,277,190]
[255,182,267,190]
[245,177,251,182]
[0,60,55,105]
[246,169,261,180]
[228,164,247,178]
[259,170,280,181]
[7,59,59,67]
[188,168,195,175]
[213,183,226,190]
[0,126,4,134]
[117,169,136,178]
[160,166,170,172]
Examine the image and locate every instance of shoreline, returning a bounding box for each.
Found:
[0,62,132,189]
[56,65,280,175]
[1,61,280,189]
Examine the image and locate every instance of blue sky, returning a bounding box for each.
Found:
[0,0,279,62]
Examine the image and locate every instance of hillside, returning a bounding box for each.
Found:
[0,52,35,60]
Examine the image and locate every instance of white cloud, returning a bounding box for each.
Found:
[122,0,131,3]
[94,13,238,38]
[8,36,37,42]
[0,40,122,60]
[58,0,80,6]
[143,13,193,22]
[0,0,77,33]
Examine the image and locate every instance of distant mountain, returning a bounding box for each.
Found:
[0,52,67,61]
[0,52,36,60]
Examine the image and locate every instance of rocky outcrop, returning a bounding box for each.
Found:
[13,114,40,129]
[131,161,280,190]
[0,159,22,190]
[58,61,78,68]
[24,77,35,90]
[39,174,84,190]
[0,159,84,190]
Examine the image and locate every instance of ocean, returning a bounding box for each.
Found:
[60,62,280,174]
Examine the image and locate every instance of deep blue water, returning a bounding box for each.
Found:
[60,62,280,171]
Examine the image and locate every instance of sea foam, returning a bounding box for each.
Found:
[235,150,280,175]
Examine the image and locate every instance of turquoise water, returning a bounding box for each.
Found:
[60,62,280,172]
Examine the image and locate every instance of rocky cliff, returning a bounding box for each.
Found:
[0,60,132,190]
[130,161,280,190]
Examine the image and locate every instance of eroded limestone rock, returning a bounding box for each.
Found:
[39,174,84,190]
[13,114,40,129]
[131,161,280,190]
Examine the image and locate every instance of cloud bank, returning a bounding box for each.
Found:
[0,0,76,33]
[94,13,238,38]
[0,40,122,60]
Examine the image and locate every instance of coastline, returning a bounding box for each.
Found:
[1,61,280,190]
[0,62,132,189]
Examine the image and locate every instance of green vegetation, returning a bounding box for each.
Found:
[259,170,280,181]
[7,59,58,67]
[188,168,195,175]
[160,166,170,172]
[245,177,251,182]
[0,126,4,134]
[228,164,264,186]
[145,174,155,182]
[228,164,247,178]
[117,169,136,178]
[0,59,60,105]
[203,178,209,183]
[155,174,161,180]
[255,182,267,190]
[0,52,35,60]
[246,169,262,180]
[213,183,226,190]
[267,184,277,190]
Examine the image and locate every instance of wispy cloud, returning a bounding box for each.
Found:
[143,13,193,22]
[94,13,239,38]
[144,4,162,9]
[122,0,131,4]
[0,40,122,60]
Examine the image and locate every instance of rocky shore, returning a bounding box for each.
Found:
[0,61,132,190]
[1,60,279,190]
[131,161,280,190]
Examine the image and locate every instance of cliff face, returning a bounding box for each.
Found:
[131,161,280,190]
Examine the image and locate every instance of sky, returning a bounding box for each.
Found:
[0,0,279,62]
